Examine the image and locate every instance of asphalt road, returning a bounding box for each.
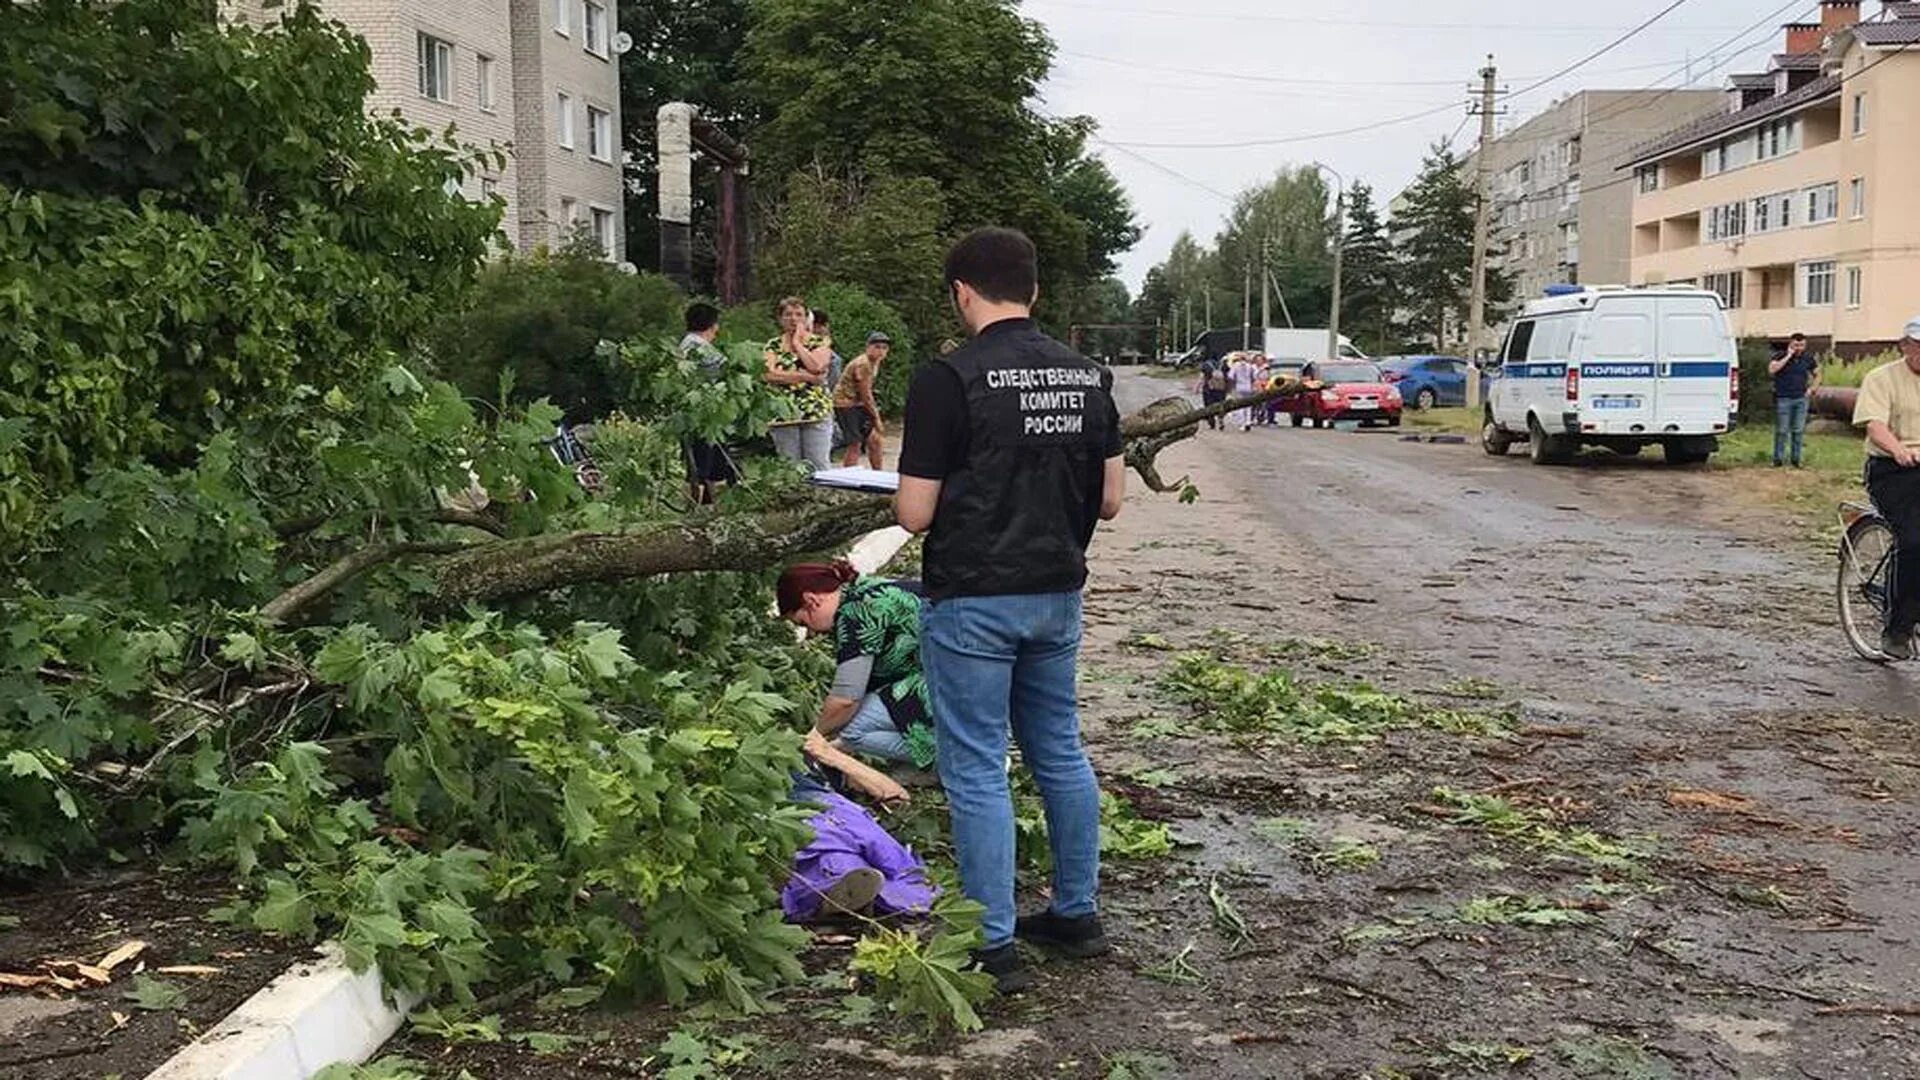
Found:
[1110,369,1915,721]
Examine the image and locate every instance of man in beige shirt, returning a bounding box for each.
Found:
[1852,314,1920,658]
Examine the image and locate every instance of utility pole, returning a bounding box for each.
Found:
[1204,286,1212,334]
[1260,238,1271,351]
[1184,298,1193,351]
[1328,186,1346,363]
[1241,262,1252,351]
[1466,55,1501,411]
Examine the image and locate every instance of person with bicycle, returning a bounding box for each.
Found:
[1852,315,1920,659]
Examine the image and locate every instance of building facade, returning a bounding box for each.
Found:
[1626,1,1920,352]
[1478,88,1724,301]
[225,0,624,259]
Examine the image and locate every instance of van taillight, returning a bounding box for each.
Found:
[1730,365,1741,402]
[1565,367,1580,403]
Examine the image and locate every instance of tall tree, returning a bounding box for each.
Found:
[1337,181,1396,355]
[1391,144,1475,350]
[739,0,1136,321]
[618,0,763,283]
[1207,168,1333,333]
[756,169,949,344]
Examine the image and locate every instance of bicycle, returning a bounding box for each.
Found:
[1837,500,1905,661]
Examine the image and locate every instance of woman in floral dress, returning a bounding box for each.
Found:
[763,297,835,469]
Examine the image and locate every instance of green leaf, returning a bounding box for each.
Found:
[123,975,186,1012]
[252,878,317,937]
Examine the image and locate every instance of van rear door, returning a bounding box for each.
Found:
[1579,298,1659,434]
[1654,295,1735,433]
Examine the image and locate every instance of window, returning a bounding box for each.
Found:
[587,105,612,162]
[1850,177,1866,219]
[1703,270,1743,310]
[1805,182,1839,225]
[1756,118,1799,161]
[1530,316,1576,362]
[1565,136,1582,168]
[591,207,615,258]
[1846,265,1863,309]
[1853,93,1866,136]
[480,177,498,201]
[417,33,453,102]
[1750,191,1795,234]
[1563,179,1580,209]
[1502,320,1536,364]
[1800,260,1836,307]
[1637,166,1659,194]
[476,54,495,112]
[553,0,570,36]
[1705,201,1746,242]
[555,91,574,149]
[559,196,578,232]
[583,1,608,57]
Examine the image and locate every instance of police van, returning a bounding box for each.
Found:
[1481,284,1739,466]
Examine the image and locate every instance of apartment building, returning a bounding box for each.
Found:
[1626,1,1920,352]
[1478,88,1724,301]
[225,0,624,259]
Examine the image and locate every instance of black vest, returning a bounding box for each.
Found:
[923,319,1117,600]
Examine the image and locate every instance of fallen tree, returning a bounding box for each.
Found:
[255,381,1310,621]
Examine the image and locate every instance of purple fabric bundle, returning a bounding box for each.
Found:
[782,789,937,922]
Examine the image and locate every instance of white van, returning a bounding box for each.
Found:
[1481,285,1738,466]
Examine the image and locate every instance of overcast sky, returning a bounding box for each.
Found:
[1023,0,1847,290]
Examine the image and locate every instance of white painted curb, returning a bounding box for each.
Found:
[145,944,415,1080]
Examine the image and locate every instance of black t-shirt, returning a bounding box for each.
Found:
[1773,351,1818,400]
[899,317,1124,599]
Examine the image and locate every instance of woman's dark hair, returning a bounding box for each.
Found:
[776,560,858,615]
[944,227,1038,305]
[685,302,720,334]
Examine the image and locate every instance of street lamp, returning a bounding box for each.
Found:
[1311,162,1346,363]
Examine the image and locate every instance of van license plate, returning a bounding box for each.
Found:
[1592,397,1642,410]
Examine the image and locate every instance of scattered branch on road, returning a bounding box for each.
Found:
[1119,382,1308,492]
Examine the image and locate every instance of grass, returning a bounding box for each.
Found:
[1716,423,1862,476]
[1405,406,1480,434]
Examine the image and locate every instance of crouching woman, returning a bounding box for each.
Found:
[776,561,936,770]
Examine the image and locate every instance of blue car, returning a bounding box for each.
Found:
[1379,355,1473,409]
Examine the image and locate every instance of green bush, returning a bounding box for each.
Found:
[430,239,684,422]
[1737,338,1775,425]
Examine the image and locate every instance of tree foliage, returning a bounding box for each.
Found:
[0,0,497,506]
[1337,181,1397,355]
[740,0,1137,328]
[429,239,685,422]
[0,0,843,1010]
[757,170,948,349]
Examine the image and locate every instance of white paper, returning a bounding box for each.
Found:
[807,467,901,493]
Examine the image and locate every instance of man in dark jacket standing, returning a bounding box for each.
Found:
[895,228,1126,993]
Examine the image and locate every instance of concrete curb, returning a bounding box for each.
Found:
[145,944,415,1080]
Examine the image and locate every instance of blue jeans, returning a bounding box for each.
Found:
[921,592,1100,949]
[1775,397,1810,465]
[837,694,912,763]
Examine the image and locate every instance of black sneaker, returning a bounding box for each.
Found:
[973,943,1032,995]
[1014,910,1111,959]
[1882,631,1915,661]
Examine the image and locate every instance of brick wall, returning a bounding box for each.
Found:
[224,0,626,261]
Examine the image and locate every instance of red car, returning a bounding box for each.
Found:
[1284,361,1404,428]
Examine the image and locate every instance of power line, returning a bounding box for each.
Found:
[1101,101,1465,151]
[1505,0,1699,100]
[1026,0,1750,34]
[1082,133,1238,205]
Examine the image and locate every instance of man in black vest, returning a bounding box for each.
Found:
[896,227,1127,993]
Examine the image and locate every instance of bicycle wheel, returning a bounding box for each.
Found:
[1838,515,1897,662]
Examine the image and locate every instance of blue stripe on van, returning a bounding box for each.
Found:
[1667,362,1731,378]
[1504,363,1568,379]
